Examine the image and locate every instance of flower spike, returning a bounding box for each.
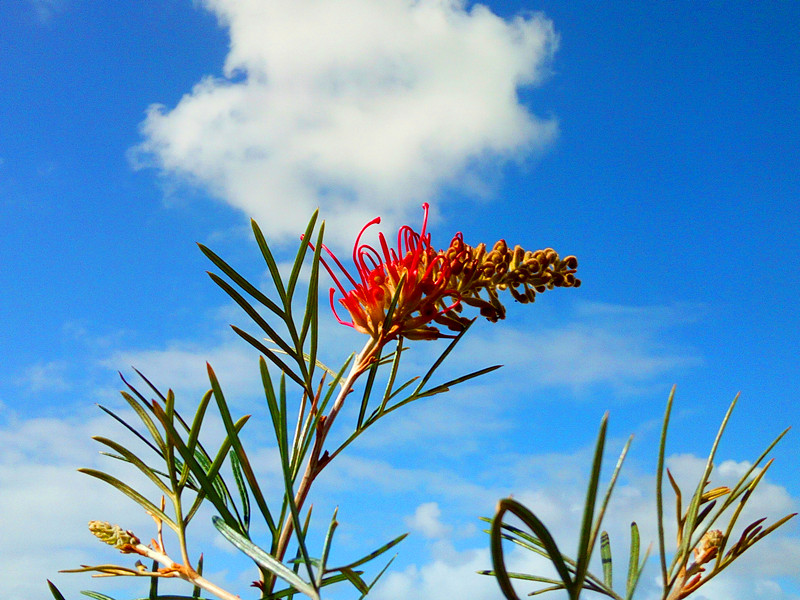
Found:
[316,204,580,349]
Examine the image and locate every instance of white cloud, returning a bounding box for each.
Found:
[0,402,272,599]
[406,502,452,539]
[0,411,161,600]
[372,545,500,600]
[15,360,71,393]
[102,338,263,404]
[31,298,789,599]
[132,0,559,243]
[457,301,703,395]
[4,365,796,600]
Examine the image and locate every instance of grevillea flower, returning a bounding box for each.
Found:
[319,203,459,344]
[318,204,581,346]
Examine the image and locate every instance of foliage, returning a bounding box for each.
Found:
[482,388,796,600]
[47,208,792,600]
[48,208,574,599]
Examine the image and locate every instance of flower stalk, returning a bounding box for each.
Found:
[273,337,376,566]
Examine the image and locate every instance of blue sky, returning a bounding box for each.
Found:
[1,1,798,599]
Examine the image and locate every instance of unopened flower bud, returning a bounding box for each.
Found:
[88,520,140,549]
[694,529,724,562]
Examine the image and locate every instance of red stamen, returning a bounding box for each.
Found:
[329,288,354,328]
[353,216,381,275]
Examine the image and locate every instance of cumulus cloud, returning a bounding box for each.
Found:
[132,0,559,242]
[372,545,500,600]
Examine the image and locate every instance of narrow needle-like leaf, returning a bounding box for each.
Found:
[600,532,613,588]
[656,386,675,590]
[213,517,319,600]
[78,468,178,531]
[574,413,609,596]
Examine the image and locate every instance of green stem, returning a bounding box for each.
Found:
[269,337,378,588]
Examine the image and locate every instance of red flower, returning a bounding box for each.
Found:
[319,204,461,343]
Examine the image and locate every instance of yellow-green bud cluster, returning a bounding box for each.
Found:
[437,234,580,326]
[88,520,140,549]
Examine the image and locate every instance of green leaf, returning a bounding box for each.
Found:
[287,209,319,303]
[625,523,640,599]
[376,337,406,415]
[207,363,275,534]
[339,568,369,595]
[385,364,501,416]
[198,242,284,318]
[655,386,675,587]
[232,326,307,390]
[299,222,324,370]
[213,516,320,600]
[316,508,339,587]
[625,523,650,600]
[46,581,67,600]
[131,367,168,402]
[600,532,612,588]
[411,319,476,394]
[250,219,289,306]
[208,272,299,362]
[91,437,172,497]
[357,555,398,600]
[181,390,214,489]
[330,532,408,571]
[78,592,116,600]
[573,413,608,596]
[357,344,383,430]
[491,498,572,600]
[193,553,205,598]
[478,570,563,586]
[230,450,251,532]
[111,388,165,455]
[78,468,178,531]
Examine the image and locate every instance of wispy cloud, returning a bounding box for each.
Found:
[457,301,704,396]
[5,310,794,599]
[15,360,71,393]
[102,340,262,403]
[132,0,559,243]
[29,0,67,23]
